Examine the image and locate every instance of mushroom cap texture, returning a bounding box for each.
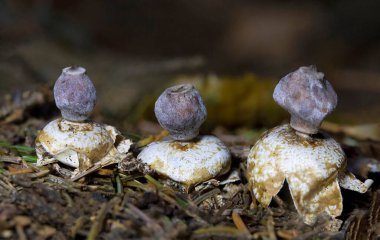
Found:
[35,119,114,168]
[247,124,345,225]
[273,66,337,134]
[137,135,231,187]
[154,84,207,141]
[54,66,97,122]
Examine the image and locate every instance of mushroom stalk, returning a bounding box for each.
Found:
[290,115,320,136]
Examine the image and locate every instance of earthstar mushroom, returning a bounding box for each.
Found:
[35,66,131,178]
[246,66,373,226]
[138,84,231,189]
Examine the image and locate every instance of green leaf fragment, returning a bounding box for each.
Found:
[0,142,35,153]
[22,155,37,163]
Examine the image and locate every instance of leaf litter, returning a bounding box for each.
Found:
[0,89,379,239]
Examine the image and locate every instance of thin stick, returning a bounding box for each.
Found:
[193,188,221,205]
[87,197,120,240]
[0,156,22,164]
[232,210,250,235]
[116,174,123,194]
[126,203,164,234]
[71,165,102,182]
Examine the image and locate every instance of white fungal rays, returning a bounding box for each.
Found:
[138,84,231,189]
[247,66,373,226]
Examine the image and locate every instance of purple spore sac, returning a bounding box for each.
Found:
[273,66,337,134]
[54,66,96,122]
[155,84,207,141]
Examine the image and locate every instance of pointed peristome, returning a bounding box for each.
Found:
[154,84,207,141]
[273,66,337,135]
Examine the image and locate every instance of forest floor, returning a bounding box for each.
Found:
[0,89,379,240]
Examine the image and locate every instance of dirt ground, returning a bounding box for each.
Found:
[0,89,379,240]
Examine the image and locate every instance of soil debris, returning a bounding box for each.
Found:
[0,93,379,239]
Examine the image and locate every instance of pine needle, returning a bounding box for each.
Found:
[232,210,250,235]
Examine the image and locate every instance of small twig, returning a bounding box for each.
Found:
[28,169,50,179]
[0,180,13,192]
[61,191,73,207]
[14,216,31,240]
[273,195,287,209]
[215,200,234,217]
[193,226,246,239]
[126,203,164,234]
[70,216,85,238]
[193,188,221,205]
[71,164,102,182]
[15,225,27,240]
[0,174,15,191]
[52,163,73,178]
[87,185,115,193]
[23,161,40,171]
[295,222,329,240]
[126,179,151,191]
[163,192,209,225]
[0,155,22,164]
[8,168,34,175]
[87,197,120,240]
[116,174,123,194]
[232,210,250,235]
[45,175,85,195]
[265,209,277,240]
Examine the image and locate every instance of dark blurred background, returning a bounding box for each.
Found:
[0,0,379,130]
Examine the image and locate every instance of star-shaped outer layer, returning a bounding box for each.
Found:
[36,118,132,176]
[247,124,372,225]
[138,135,231,189]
